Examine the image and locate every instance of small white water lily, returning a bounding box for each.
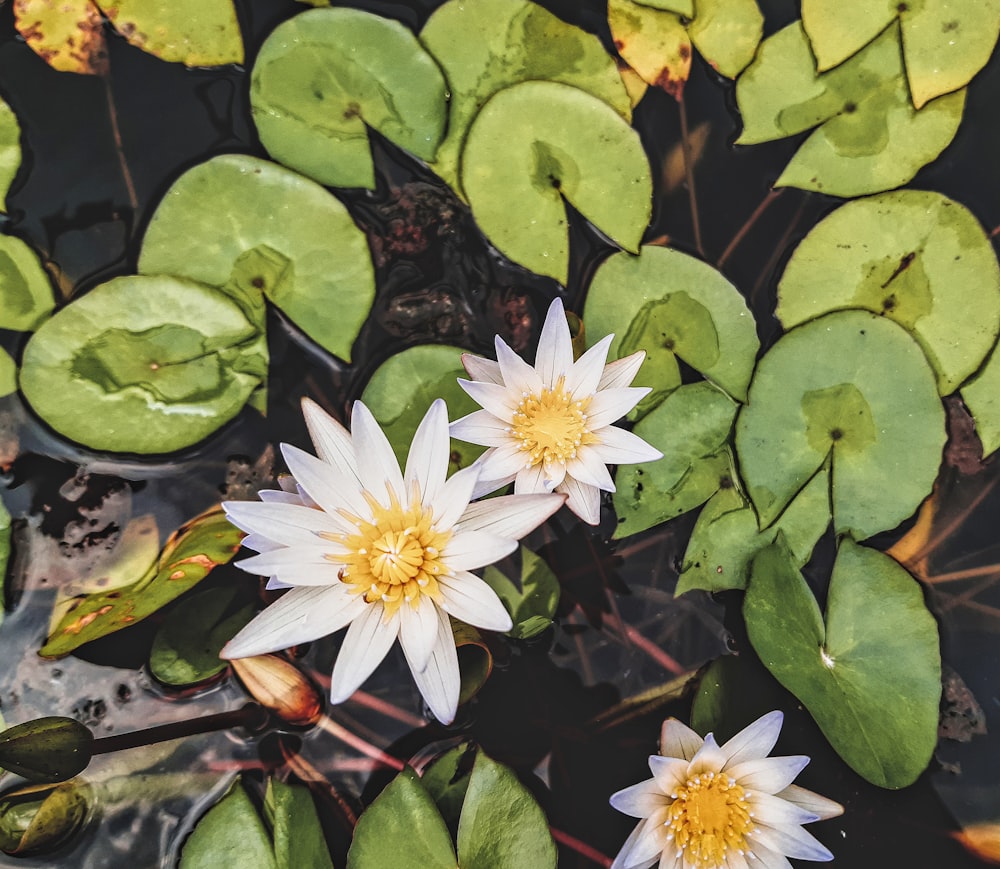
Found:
[450,297,662,524]
[221,398,565,725]
[610,711,843,869]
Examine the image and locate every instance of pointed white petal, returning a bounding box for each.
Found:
[470,443,530,485]
[404,399,449,508]
[744,842,794,869]
[470,471,516,500]
[329,604,400,703]
[496,336,543,394]
[438,571,513,631]
[301,398,362,484]
[462,352,503,384]
[659,718,704,760]
[599,350,645,390]
[609,778,667,819]
[749,822,834,862]
[432,463,480,529]
[404,607,460,724]
[265,576,293,591]
[444,530,518,571]
[721,850,750,869]
[221,586,363,658]
[775,785,844,821]
[726,755,810,794]
[241,532,282,553]
[566,334,613,398]
[587,387,650,428]
[592,425,664,465]
[534,297,574,385]
[556,476,601,525]
[280,444,368,526]
[450,409,515,447]
[687,733,728,777]
[747,791,820,826]
[610,811,670,869]
[566,446,616,491]
[648,755,690,795]
[235,545,344,576]
[515,462,550,494]
[721,710,784,767]
[397,596,440,673]
[258,489,304,505]
[349,402,406,507]
[223,500,346,545]
[457,378,518,419]
[544,460,568,490]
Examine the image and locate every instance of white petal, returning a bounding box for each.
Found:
[609,778,667,819]
[566,446,616,492]
[404,607,460,724]
[470,443,531,485]
[726,755,810,794]
[438,571,513,631]
[599,350,645,390]
[534,297,574,385]
[749,822,834,863]
[223,500,346,545]
[450,409,515,447]
[648,755,690,795]
[592,425,664,465]
[404,399,449,508]
[222,586,364,658]
[458,378,518,419]
[659,718,704,761]
[587,387,650,428]
[350,401,406,506]
[515,462,550,494]
[610,811,670,869]
[444,530,518,571]
[496,335,543,394]
[744,842,794,869]
[721,850,750,869]
[687,733,728,777]
[397,595,440,672]
[775,785,844,821]
[329,604,400,703]
[280,444,368,526]
[265,576,293,591]
[432,463,480,529]
[470,471,517,500]
[258,563,346,588]
[566,334,613,398]
[235,545,343,576]
[301,397,362,485]
[556,476,601,524]
[258,489,304,505]
[457,493,564,538]
[462,352,503,384]
[720,710,784,767]
[748,791,820,827]
[241,532,282,553]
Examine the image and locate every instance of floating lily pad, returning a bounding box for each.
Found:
[778,190,1000,395]
[0,350,15,398]
[251,7,446,189]
[962,342,1000,458]
[40,506,243,657]
[737,23,965,197]
[97,0,243,67]
[690,654,791,741]
[421,0,630,196]
[421,745,473,826]
[676,466,829,594]
[635,0,693,14]
[0,235,55,332]
[461,81,651,285]
[736,311,944,540]
[482,547,560,640]
[20,275,266,454]
[361,344,484,472]
[613,382,738,538]
[0,98,21,211]
[265,779,335,869]
[687,0,763,79]
[180,779,277,869]
[744,538,941,788]
[139,154,375,362]
[13,0,108,74]
[609,0,691,98]
[584,246,759,413]
[802,0,1000,108]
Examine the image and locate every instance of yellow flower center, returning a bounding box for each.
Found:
[328,493,450,619]
[665,770,754,868]
[511,376,593,468]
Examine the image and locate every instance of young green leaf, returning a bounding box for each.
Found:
[0,99,21,212]
[266,779,335,869]
[179,779,277,869]
[0,349,15,399]
[0,235,56,332]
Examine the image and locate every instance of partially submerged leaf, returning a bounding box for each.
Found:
[20,274,267,453]
[609,0,691,99]
[0,235,56,332]
[744,538,941,788]
[481,547,560,639]
[0,718,92,784]
[462,81,651,285]
[0,98,21,212]
[13,0,108,75]
[179,779,277,869]
[40,506,243,657]
[251,7,446,189]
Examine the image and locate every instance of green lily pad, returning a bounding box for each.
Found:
[613,382,738,539]
[634,0,693,14]
[461,80,651,285]
[265,779,335,869]
[456,752,556,869]
[482,547,560,640]
[0,349,15,398]
[139,154,375,362]
[0,98,20,213]
[802,0,1000,108]
[584,246,760,413]
[962,341,1000,458]
[150,587,253,687]
[421,745,473,827]
[96,0,243,67]
[744,538,941,788]
[778,190,1000,395]
[735,310,944,540]
[688,0,764,79]
[0,235,55,332]
[250,7,446,190]
[676,466,829,594]
[690,654,791,741]
[361,344,484,473]
[40,506,243,658]
[737,23,965,197]
[180,779,277,869]
[19,274,266,454]
[421,0,630,196]
[609,0,692,98]
[346,767,457,869]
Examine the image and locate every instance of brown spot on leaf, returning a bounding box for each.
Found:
[653,67,686,100]
[173,553,220,571]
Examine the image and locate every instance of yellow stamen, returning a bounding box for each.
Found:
[511,376,595,468]
[665,770,754,867]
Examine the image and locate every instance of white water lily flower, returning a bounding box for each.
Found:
[221,398,565,725]
[450,297,662,524]
[610,711,843,869]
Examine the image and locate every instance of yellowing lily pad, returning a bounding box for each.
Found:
[462,81,651,285]
[584,246,760,413]
[0,349,15,398]
[735,310,945,540]
[737,23,965,197]
[0,99,21,212]
[139,154,375,363]
[687,0,763,79]
[0,235,55,332]
[251,7,447,189]
[609,0,692,99]
[421,0,630,196]
[777,190,1000,395]
[635,0,693,14]
[802,0,1000,108]
[13,0,108,74]
[744,538,941,788]
[20,275,267,454]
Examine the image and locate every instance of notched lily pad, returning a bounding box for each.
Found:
[744,537,941,788]
[251,7,447,189]
[265,778,336,869]
[778,190,1000,395]
[461,80,651,285]
[609,0,692,99]
[735,310,945,540]
[139,154,375,362]
[180,778,277,869]
[0,235,56,332]
[0,98,21,212]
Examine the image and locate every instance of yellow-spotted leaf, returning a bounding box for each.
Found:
[0,236,55,332]
[462,81,651,285]
[421,0,630,196]
[250,7,446,190]
[688,0,763,79]
[0,99,21,213]
[635,0,693,14]
[609,0,691,98]
[13,0,107,74]
[777,190,1000,395]
[735,310,945,540]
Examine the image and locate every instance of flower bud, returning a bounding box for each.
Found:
[0,780,92,856]
[0,718,93,783]
[231,655,323,727]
